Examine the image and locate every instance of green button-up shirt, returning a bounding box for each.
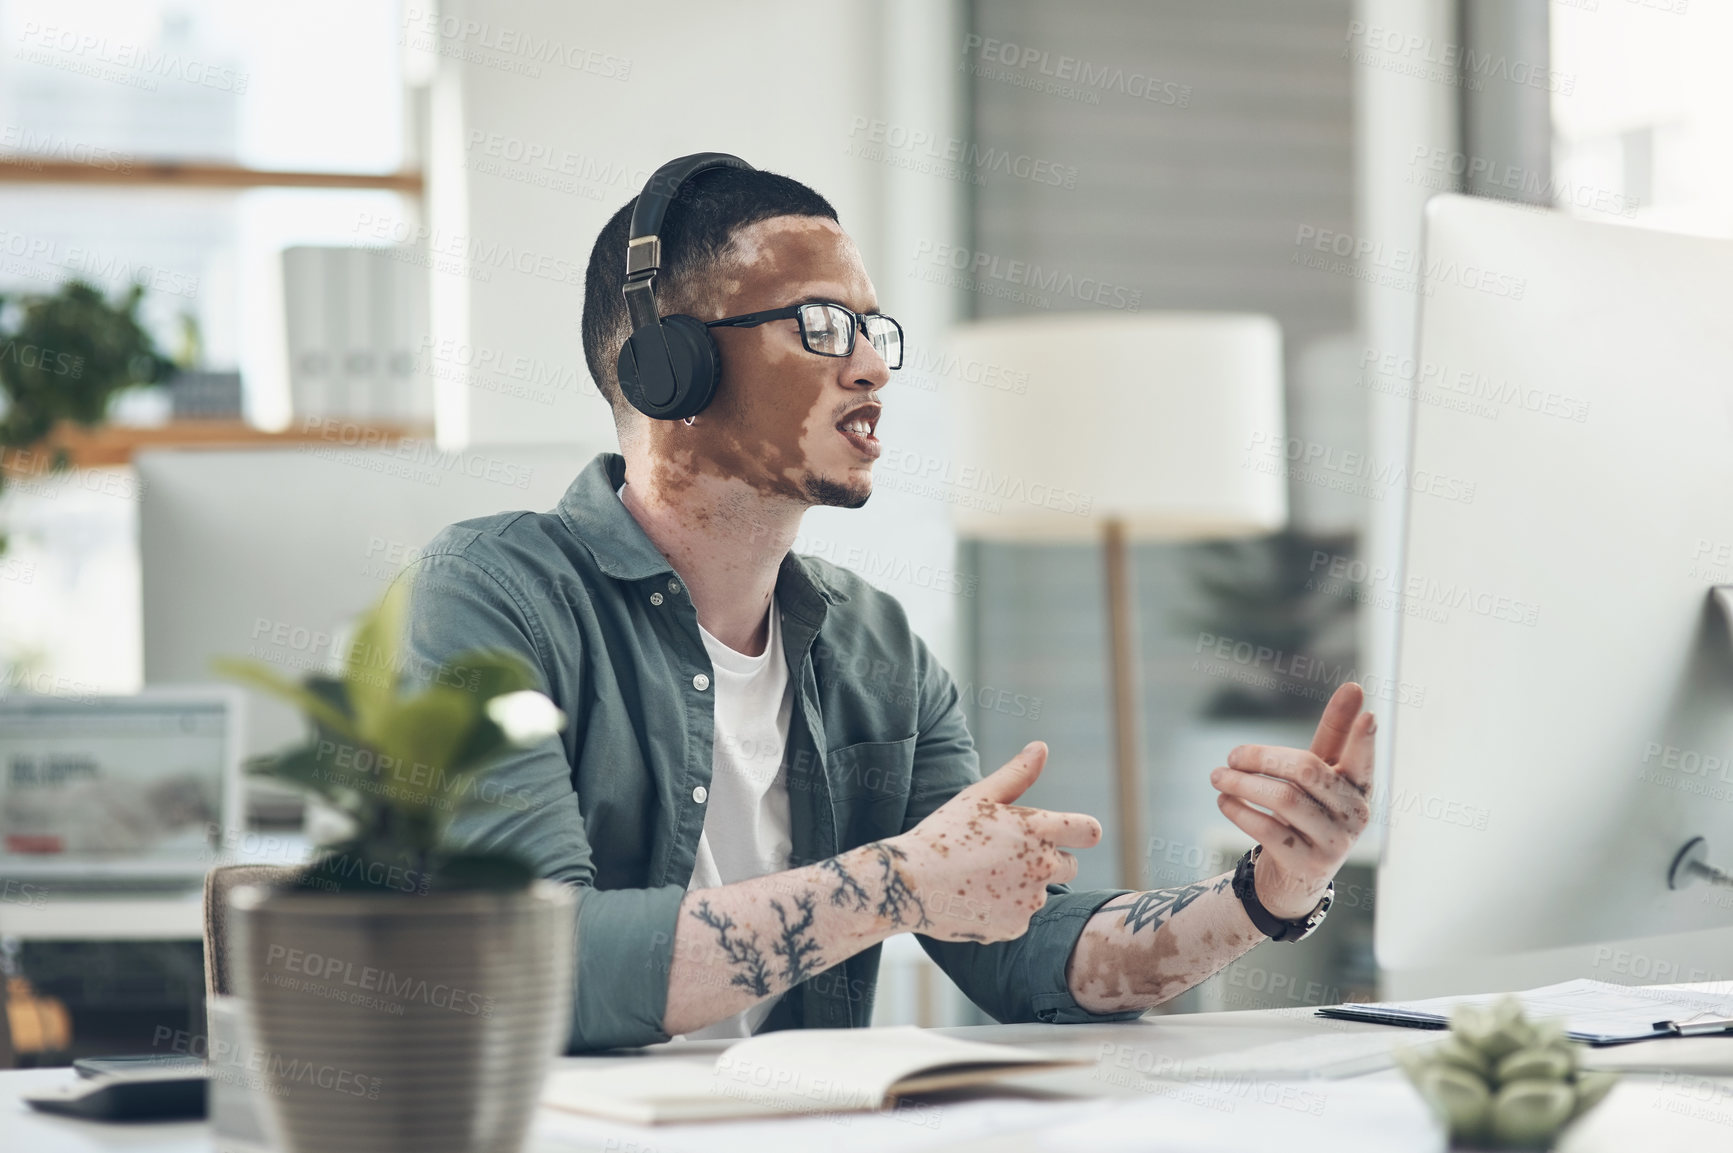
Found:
[396,451,1140,1051]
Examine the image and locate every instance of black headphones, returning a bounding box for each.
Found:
[615,152,755,421]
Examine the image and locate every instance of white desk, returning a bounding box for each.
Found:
[3,1005,1730,1151]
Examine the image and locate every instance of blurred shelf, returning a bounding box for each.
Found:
[1,419,433,473]
[0,893,204,941]
[0,157,423,193]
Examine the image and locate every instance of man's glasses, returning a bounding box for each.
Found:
[705,301,904,370]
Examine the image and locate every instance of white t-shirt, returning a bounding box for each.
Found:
[681,603,796,1038]
[618,485,795,1039]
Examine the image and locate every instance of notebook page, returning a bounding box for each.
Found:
[713,1026,1081,1111]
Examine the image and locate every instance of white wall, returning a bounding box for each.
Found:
[421,0,965,664]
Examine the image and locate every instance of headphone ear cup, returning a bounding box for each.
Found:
[655,314,722,421]
[615,315,720,421]
[616,328,662,417]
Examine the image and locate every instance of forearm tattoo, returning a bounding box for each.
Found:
[820,856,872,911]
[689,899,773,997]
[686,841,937,1005]
[769,893,823,985]
[1099,876,1232,935]
[870,841,930,929]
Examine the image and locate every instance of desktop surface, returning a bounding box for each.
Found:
[5,998,1732,1152]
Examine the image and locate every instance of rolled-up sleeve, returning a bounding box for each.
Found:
[900,638,1145,1025]
[394,548,682,1051]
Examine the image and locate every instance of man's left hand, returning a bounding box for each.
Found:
[1209,682,1376,920]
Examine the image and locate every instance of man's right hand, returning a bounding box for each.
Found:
[890,741,1102,943]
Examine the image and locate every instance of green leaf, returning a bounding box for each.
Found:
[1416,1064,1491,1144]
[1495,1047,1575,1085]
[1435,1036,1493,1080]
[430,851,535,891]
[212,657,357,738]
[437,648,539,700]
[448,714,512,775]
[248,741,380,828]
[248,741,340,795]
[1490,1079,1575,1148]
[371,687,483,808]
[435,649,547,770]
[346,580,410,744]
[296,843,429,895]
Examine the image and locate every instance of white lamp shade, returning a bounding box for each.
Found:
[942,312,1287,542]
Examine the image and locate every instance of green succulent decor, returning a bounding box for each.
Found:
[1396,997,1619,1149]
[214,580,565,895]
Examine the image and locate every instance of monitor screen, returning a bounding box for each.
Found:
[1376,195,1733,990]
[0,696,228,862]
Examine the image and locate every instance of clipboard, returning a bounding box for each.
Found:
[1316,978,1733,1046]
[1652,1013,1733,1038]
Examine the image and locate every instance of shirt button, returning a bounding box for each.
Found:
[692,785,708,804]
[692,673,710,692]
[668,578,682,594]
[649,592,664,606]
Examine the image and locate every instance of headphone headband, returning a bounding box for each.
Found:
[621,152,752,332]
[628,153,753,254]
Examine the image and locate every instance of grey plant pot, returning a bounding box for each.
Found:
[229,879,575,1153]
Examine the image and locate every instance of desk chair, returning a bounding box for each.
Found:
[202,865,299,998]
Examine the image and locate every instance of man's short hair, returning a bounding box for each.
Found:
[581,166,839,422]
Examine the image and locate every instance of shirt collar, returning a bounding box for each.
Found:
[558,452,851,616]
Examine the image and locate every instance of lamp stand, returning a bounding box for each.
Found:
[1104,517,1146,891]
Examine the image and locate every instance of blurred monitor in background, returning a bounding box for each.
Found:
[136,442,604,770]
[0,689,241,887]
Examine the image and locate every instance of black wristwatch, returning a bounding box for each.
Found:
[1231,845,1332,942]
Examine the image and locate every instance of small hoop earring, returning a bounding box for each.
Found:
[682,415,696,427]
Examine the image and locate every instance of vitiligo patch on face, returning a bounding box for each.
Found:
[650,216,884,508]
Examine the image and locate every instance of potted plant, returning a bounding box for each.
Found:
[0,279,172,554]
[214,580,575,1153]
[1396,997,1619,1149]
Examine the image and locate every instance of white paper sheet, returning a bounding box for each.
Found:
[1033,1072,1445,1153]
[1324,978,1733,1044]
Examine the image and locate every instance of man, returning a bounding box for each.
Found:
[398,160,1373,1052]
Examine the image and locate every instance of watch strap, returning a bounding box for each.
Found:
[1231,845,1332,942]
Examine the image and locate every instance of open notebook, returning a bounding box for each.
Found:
[541,1027,1090,1124]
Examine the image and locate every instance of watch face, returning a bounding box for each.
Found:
[1295,887,1334,940]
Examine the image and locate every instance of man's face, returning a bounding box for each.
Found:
[654,215,889,509]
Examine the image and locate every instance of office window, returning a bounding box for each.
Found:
[1551,2,1733,237]
[0,0,416,693]
[0,0,416,423]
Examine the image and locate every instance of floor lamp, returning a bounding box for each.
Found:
[947,313,1287,890]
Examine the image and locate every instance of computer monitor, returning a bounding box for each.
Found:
[1376,195,1733,995]
[0,688,244,881]
[138,442,605,766]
